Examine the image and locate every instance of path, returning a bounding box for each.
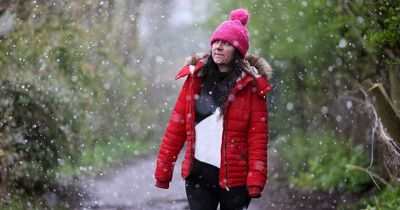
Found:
[74,149,353,210]
[76,152,188,210]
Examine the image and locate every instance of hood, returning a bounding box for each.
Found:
[181,53,273,80]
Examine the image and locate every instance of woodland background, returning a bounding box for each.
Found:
[0,0,399,209]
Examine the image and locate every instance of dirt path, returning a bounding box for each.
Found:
[73,150,353,210]
[75,153,188,210]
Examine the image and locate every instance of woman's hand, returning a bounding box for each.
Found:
[248,66,261,78]
[244,61,261,78]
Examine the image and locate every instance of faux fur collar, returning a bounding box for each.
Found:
[184,53,273,80]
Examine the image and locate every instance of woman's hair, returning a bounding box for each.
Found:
[201,50,245,115]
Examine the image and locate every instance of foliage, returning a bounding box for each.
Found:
[0,0,145,208]
[0,80,80,206]
[1,188,73,210]
[2,192,54,210]
[367,3,400,48]
[349,185,400,210]
[0,0,143,142]
[273,131,374,193]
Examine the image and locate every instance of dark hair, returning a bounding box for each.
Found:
[201,50,246,115]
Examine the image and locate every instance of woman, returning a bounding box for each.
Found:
[154,8,272,210]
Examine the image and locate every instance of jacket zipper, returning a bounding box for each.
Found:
[222,82,244,191]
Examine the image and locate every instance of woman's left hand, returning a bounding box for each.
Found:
[244,61,261,78]
[249,66,261,78]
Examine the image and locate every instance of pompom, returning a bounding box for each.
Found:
[229,8,250,25]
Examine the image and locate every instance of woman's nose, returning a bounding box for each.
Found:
[215,42,223,49]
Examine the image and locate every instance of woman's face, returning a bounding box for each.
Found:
[211,40,235,66]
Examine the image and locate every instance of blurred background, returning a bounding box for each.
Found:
[0,0,399,209]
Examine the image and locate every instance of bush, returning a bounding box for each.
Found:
[352,185,400,210]
[274,131,375,193]
[0,80,81,206]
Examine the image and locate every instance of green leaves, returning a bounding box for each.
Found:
[0,81,80,198]
[367,3,400,47]
[274,131,374,193]
[358,185,400,210]
[0,1,144,208]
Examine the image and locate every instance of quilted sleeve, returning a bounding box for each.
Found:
[246,88,269,197]
[155,78,190,188]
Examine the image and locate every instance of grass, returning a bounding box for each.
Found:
[58,138,154,179]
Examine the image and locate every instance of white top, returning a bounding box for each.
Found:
[194,108,223,168]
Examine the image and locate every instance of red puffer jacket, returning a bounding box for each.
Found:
[155,53,272,197]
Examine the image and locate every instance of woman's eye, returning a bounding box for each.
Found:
[213,40,231,47]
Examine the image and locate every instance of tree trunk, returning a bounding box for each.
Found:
[389,65,400,113]
[362,79,400,184]
[362,79,400,143]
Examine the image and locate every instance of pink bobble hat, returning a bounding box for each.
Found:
[209,8,250,58]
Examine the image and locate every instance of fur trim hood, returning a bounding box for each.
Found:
[183,53,273,80]
[175,53,273,96]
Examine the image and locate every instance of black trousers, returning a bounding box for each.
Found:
[185,158,251,210]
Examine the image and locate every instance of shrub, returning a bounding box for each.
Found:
[0,80,81,206]
[352,185,400,210]
[274,131,375,193]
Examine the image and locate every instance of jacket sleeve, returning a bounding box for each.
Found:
[246,84,269,197]
[255,76,272,96]
[155,77,190,189]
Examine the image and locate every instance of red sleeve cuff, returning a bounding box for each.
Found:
[248,186,262,198]
[255,77,272,96]
[155,180,170,189]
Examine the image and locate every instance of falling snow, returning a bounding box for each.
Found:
[1,0,398,209]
